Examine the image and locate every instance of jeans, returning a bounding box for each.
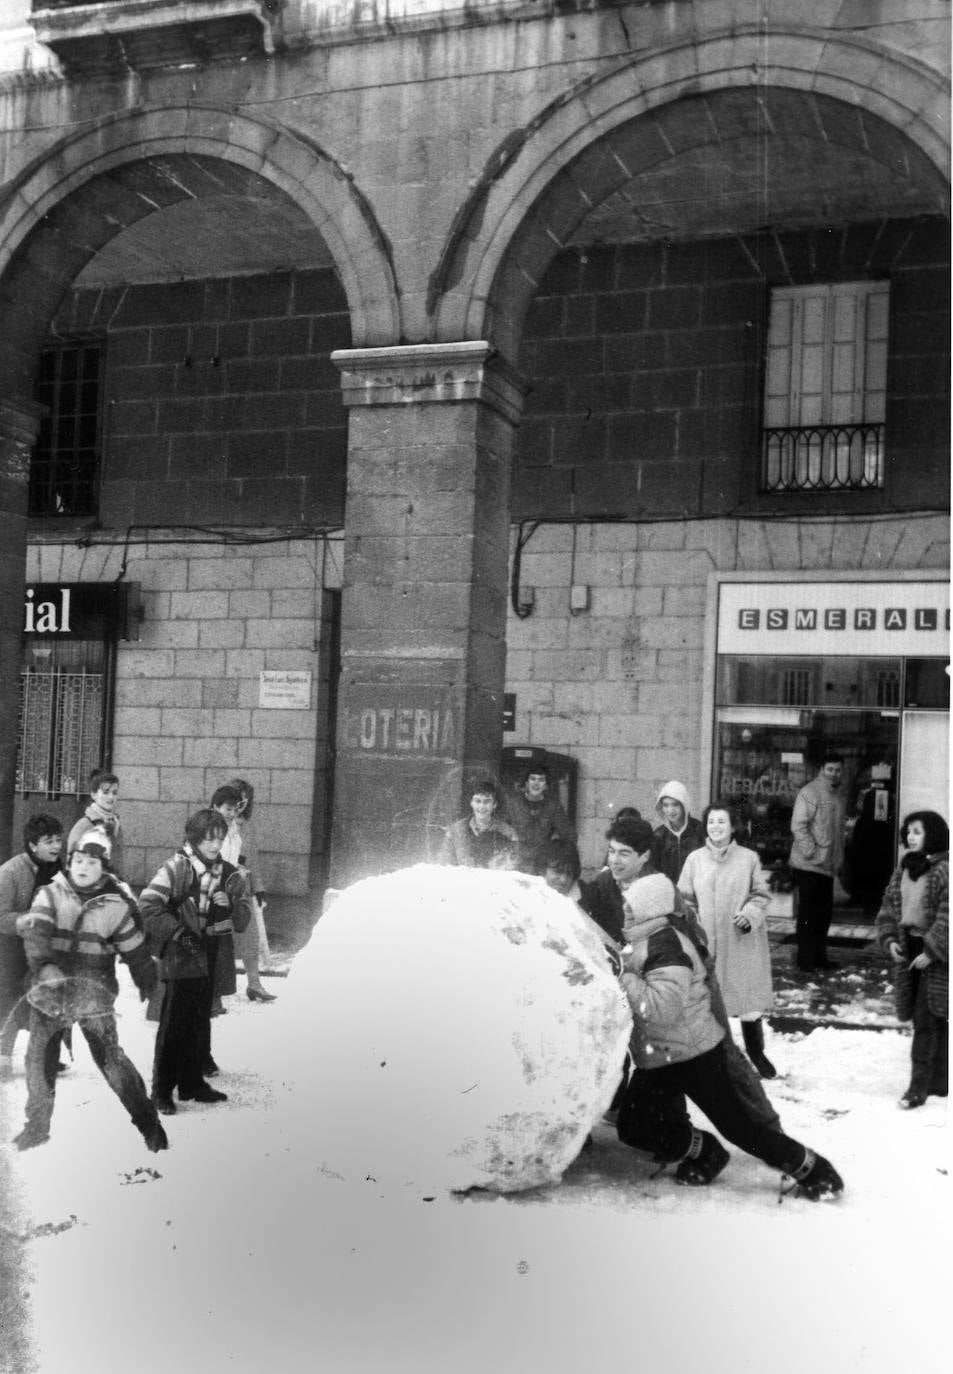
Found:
[24,1006,152,1137]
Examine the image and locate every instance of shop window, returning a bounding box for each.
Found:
[761,282,887,493]
[29,338,104,517]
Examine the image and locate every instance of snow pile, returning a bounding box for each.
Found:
[276,865,632,1192]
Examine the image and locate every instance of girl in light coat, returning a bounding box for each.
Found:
[677,801,776,1078]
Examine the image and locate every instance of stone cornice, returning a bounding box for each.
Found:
[331,342,525,426]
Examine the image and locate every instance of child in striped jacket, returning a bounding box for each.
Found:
[13,828,165,1153]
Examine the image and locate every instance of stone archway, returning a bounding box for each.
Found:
[431,34,950,360]
[0,106,400,856]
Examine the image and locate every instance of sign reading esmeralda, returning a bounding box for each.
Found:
[717,580,950,656]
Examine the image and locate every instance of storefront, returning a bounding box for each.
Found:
[704,575,950,919]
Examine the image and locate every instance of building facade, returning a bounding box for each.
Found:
[0,1,948,897]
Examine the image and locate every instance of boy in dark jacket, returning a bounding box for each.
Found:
[13,828,165,1152]
[140,808,250,1114]
[0,814,63,1070]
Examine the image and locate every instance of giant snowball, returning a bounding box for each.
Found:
[283,865,631,1194]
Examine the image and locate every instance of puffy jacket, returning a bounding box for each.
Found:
[617,871,724,1068]
[789,776,846,877]
[875,853,948,1021]
[139,849,247,981]
[17,870,154,1009]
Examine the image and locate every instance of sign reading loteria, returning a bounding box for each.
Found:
[717,580,950,656]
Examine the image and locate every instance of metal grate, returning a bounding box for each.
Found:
[761,423,885,493]
[29,339,103,517]
[780,667,813,705]
[16,670,104,797]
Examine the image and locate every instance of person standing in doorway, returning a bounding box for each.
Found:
[506,764,573,875]
[789,753,847,972]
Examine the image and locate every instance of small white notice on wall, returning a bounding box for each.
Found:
[259,670,312,710]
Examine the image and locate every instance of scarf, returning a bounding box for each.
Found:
[182,844,222,915]
[31,857,63,895]
[900,851,931,882]
[86,801,120,836]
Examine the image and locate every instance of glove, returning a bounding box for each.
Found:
[134,957,158,1002]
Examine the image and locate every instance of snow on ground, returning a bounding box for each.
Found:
[1,960,948,1374]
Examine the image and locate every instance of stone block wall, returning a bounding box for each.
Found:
[48,267,350,530]
[504,513,951,874]
[516,217,950,521]
[24,532,344,894]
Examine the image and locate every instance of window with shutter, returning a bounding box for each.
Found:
[762,282,887,492]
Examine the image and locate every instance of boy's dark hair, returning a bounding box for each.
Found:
[542,838,581,882]
[614,806,642,823]
[819,752,843,768]
[522,762,550,783]
[605,816,654,854]
[24,813,63,848]
[185,808,229,848]
[901,810,949,855]
[89,768,119,791]
[210,784,242,810]
[226,777,254,818]
[468,776,501,806]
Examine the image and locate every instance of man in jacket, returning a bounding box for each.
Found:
[611,818,843,1200]
[13,829,165,1153]
[789,754,847,971]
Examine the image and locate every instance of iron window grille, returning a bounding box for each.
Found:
[29,338,104,517]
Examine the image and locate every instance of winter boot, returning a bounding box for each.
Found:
[788,1149,844,1201]
[675,1129,730,1186]
[12,1124,50,1151]
[741,1019,777,1079]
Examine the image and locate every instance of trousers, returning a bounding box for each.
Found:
[24,1006,152,1136]
[617,1040,805,1174]
[793,870,834,969]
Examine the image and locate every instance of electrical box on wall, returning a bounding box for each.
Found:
[570,584,590,612]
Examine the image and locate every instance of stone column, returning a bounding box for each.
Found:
[0,398,42,861]
[330,342,524,886]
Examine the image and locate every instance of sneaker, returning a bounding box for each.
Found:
[790,1149,844,1201]
[675,1131,730,1186]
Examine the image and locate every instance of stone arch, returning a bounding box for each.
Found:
[0,104,400,397]
[432,32,950,361]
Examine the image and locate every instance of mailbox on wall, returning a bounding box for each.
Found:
[500,745,578,829]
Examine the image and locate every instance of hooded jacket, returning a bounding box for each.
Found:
[617,871,724,1068]
[649,781,707,885]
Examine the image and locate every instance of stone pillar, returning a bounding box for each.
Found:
[0,398,42,862]
[330,342,524,886]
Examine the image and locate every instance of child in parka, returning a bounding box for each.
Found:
[13,829,165,1153]
[610,819,843,1200]
[140,809,250,1114]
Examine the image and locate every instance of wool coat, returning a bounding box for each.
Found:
[875,853,949,1021]
[677,840,773,1017]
